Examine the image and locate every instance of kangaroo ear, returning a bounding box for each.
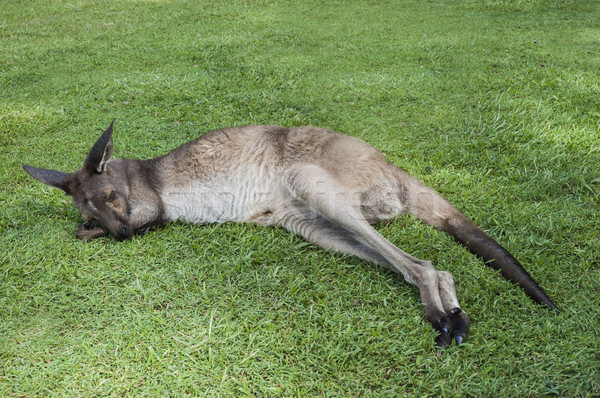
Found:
[23,165,73,194]
[84,119,115,173]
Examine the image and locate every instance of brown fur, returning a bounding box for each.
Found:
[23,121,556,348]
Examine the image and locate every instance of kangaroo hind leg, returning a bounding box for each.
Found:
[278,204,393,269]
[283,164,469,347]
[281,204,468,343]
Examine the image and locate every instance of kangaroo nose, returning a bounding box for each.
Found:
[120,226,129,237]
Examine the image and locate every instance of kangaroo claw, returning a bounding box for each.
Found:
[433,308,469,349]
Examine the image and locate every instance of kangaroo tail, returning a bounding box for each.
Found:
[442,213,557,310]
[400,172,557,310]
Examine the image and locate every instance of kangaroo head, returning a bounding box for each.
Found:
[23,120,134,241]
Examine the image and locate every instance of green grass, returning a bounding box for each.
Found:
[1,0,599,396]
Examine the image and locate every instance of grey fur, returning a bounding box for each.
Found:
[23,121,557,348]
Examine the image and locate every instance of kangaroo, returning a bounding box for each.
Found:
[23,120,556,348]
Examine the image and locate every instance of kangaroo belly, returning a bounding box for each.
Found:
[161,170,286,224]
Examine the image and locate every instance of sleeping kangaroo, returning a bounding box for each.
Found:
[23,120,556,347]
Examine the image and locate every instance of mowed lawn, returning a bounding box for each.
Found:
[1,0,599,396]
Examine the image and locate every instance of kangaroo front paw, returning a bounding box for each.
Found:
[76,222,107,241]
[431,308,470,349]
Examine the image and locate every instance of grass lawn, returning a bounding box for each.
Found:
[1,0,599,396]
